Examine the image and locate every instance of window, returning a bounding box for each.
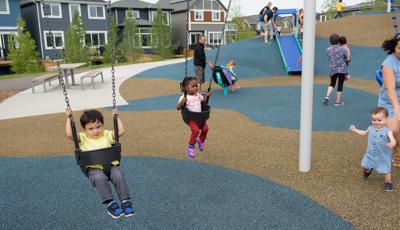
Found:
[190,32,202,45]
[150,11,169,25]
[44,31,64,49]
[69,4,81,22]
[126,10,139,19]
[212,11,220,21]
[136,28,152,48]
[208,32,222,45]
[194,10,203,21]
[0,0,10,14]
[41,2,62,18]
[85,32,106,47]
[88,5,105,19]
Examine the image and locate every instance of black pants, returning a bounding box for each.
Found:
[330,73,345,92]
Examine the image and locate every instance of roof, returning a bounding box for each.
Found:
[112,0,174,10]
[238,15,258,25]
[21,0,108,6]
[156,0,227,13]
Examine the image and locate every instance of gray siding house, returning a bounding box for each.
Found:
[20,0,108,59]
[0,0,20,60]
[111,0,174,52]
[157,0,236,49]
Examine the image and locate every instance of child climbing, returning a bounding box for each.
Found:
[349,107,396,192]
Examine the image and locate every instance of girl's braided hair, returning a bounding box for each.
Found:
[180,76,197,93]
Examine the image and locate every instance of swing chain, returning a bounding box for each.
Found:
[213,0,233,66]
[107,0,117,109]
[42,0,71,109]
[184,0,190,78]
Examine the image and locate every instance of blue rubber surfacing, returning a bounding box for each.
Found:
[0,156,353,229]
[117,85,377,131]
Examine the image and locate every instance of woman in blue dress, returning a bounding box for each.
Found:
[350,107,396,192]
[377,35,400,168]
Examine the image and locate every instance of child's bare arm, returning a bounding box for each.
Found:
[387,130,396,149]
[349,125,368,136]
[177,97,186,110]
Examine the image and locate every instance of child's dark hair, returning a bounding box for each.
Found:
[382,34,400,54]
[339,36,347,45]
[180,76,197,93]
[329,33,340,45]
[80,109,104,128]
[371,106,388,117]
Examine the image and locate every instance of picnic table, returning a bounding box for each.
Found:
[47,62,86,87]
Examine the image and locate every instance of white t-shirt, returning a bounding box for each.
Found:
[179,93,203,112]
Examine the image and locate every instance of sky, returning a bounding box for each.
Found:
[142,0,370,15]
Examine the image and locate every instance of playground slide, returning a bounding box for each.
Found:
[275,34,302,73]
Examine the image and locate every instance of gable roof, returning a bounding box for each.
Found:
[156,0,227,13]
[21,0,108,6]
[112,0,174,10]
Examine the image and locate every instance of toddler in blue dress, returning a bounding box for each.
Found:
[349,107,396,192]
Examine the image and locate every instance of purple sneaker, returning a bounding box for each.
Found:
[196,138,205,151]
[187,145,196,158]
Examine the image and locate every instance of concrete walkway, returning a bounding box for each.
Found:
[0,59,184,120]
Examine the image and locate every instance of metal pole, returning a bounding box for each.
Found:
[299,0,316,172]
[388,0,392,13]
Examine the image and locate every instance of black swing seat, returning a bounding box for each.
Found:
[75,143,121,177]
[212,65,232,86]
[181,104,210,128]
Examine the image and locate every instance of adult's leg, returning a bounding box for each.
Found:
[387,117,400,166]
[88,168,114,203]
[109,166,131,202]
[194,66,205,91]
[335,73,346,103]
[325,74,338,97]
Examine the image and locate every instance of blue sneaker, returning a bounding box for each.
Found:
[384,182,393,192]
[363,168,373,179]
[107,201,123,219]
[121,200,135,217]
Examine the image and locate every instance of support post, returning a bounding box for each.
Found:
[299,0,316,172]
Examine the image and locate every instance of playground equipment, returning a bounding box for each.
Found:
[43,0,121,177]
[376,0,398,86]
[274,9,303,74]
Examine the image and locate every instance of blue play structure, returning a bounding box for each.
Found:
[274,9,303,74]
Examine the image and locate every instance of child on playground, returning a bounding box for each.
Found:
[275,22,282,37]
[349,107,396,192]
[177,77,211,158]
[65,108,135,218]
[322,33,348,106]
[226,60,240,91]
[339,35,351,80]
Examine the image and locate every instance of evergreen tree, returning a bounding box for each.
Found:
[104,16,120,63]
[8,17,42,73]
[120,9,143,61]
[64,11,89,63]
[151,8,177,59]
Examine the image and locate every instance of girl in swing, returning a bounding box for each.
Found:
[177,77,211,157]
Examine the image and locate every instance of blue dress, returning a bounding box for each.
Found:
[361,126,392,174]
[377,54,400,117]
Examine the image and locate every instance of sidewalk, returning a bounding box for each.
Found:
[0,59,184,120]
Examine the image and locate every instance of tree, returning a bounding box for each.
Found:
[104,16,121,63]
[230,17,255,41]
[151,8,177,59]
[64,11,89,63]
[8,17,42,73]
[322,0,338,17]
[120,9,143,61]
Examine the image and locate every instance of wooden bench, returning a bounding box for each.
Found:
[80,70,104,90]
[32,73,62,93]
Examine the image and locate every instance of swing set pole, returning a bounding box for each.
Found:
[299,0,316,172]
